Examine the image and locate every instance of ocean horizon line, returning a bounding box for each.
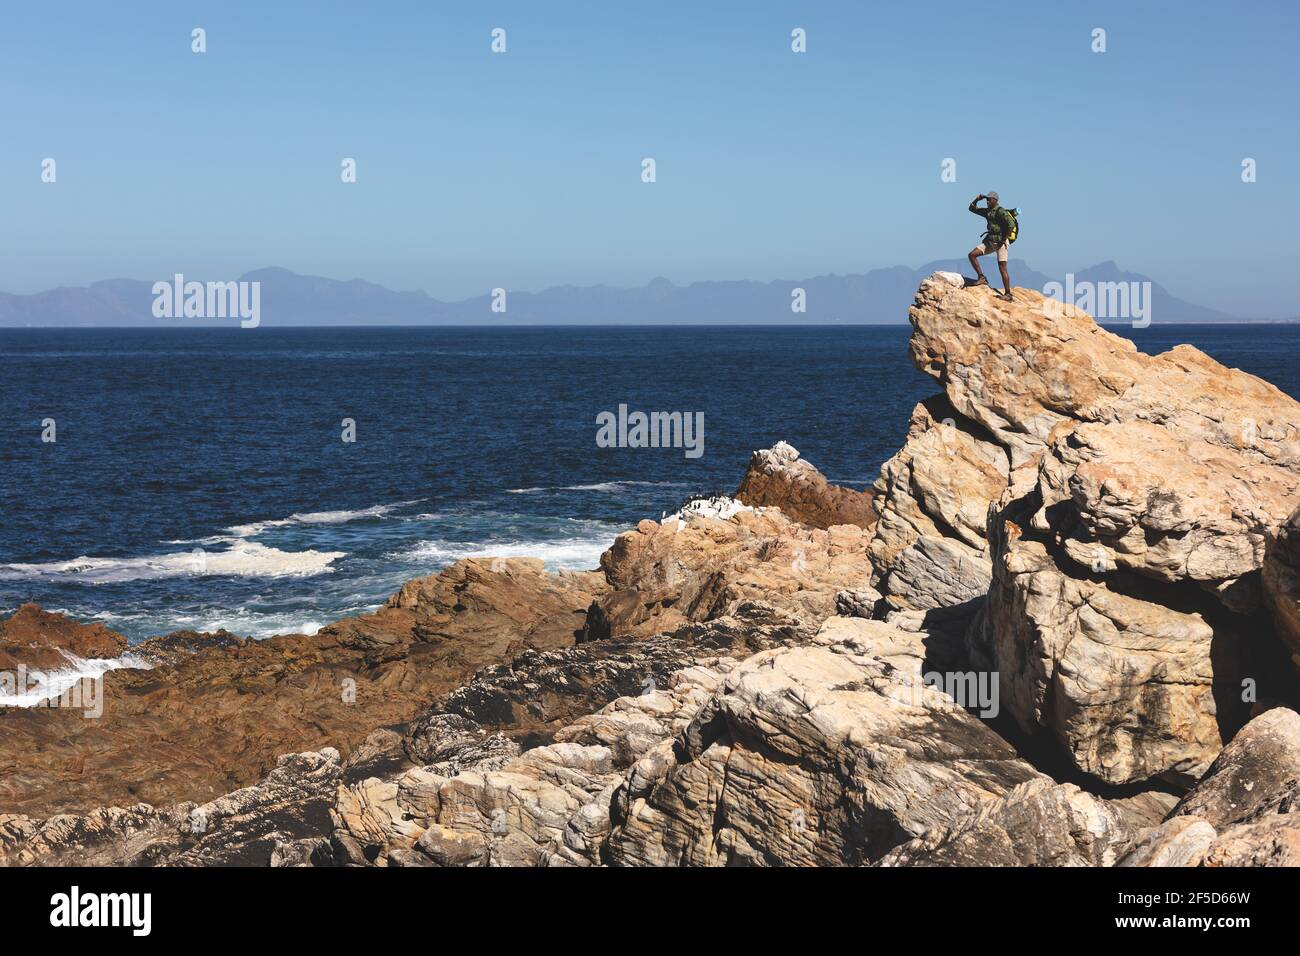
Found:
[3,319,1298,331]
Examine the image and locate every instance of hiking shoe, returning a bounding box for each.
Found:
[998,291,1015,302]
[971,276,989,287]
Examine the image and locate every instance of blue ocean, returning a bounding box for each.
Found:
[2,323,1298,642]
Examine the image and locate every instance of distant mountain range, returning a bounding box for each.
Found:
[0,261,1254,327]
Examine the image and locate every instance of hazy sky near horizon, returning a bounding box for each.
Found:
[4,0,1298,316]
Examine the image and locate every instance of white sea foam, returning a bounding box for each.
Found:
[6,500,619,641]
[0,540,345,584]
[184,611,328,639]
[222,501,419,537]
[389,533,615,571]
[60,605,353,641]
[0,651,152,708]
[507,481,691,494]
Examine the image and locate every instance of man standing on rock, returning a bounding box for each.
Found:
[966,192,1016,301]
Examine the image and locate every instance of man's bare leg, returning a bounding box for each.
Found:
[968,250,985,282]
[998,260,1012,298]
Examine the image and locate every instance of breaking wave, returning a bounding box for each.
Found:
[0,540,345,585]
[0,651,152,708]
[387,531,619,572]
[507,480,691,494]
[220,501,422,538]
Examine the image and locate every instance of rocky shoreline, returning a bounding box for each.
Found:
[3,272,1299,867]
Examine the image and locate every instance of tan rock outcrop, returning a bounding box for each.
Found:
[603,617,1044,866]
[734,441,876,529]
[876,779,1139,867]
[1030,420,1296,610]
[1120,708,1300,867]
[331,663,728,867]
[322,556,603,654]
[908,273,1300,474]
[1169,706,1300,828]
[899,273,1300,785]
[983,524,1225,786]
[327,600,819,867]
[0,748,343,867]
[868,399,1007,613]
[910,272,1300,613]
[581,505,874,641]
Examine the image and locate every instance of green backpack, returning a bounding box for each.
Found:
[1004,207,1020,243]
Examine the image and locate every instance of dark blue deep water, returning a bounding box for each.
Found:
[2,323,1298,642]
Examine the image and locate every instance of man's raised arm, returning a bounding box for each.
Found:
[968,194,988,217]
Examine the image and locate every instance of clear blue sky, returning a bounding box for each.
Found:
[3,0,1297,316]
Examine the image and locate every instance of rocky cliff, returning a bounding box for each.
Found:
[905,274,1300,788]
[3,273,1298,867]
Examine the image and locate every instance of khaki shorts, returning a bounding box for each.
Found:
[971,238,1008,263]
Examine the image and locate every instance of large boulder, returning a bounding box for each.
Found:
[581,503,874,642]
[603,617,1043,866]
[877,779,1139,867]
[1170,706,1300,828]
[868,398,1006,614]
[734,441,877,530]
[1030,420,1296,611]
[983,522,1226,786]
[1120,708,1300,867]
